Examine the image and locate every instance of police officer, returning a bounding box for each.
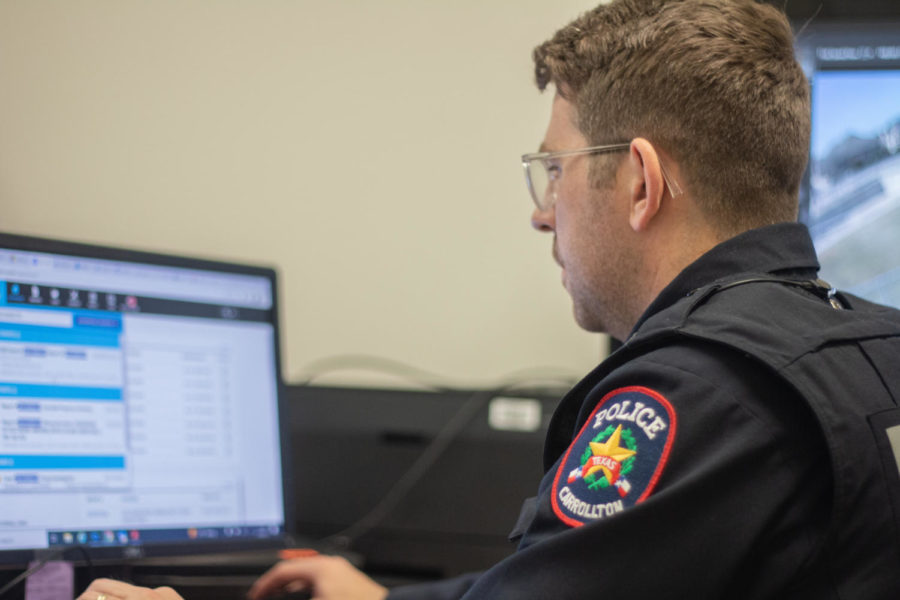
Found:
[80,1,900,599]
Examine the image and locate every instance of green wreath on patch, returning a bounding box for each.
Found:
[579,425,638,491]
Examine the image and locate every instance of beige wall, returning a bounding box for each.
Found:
[0,0,606,387]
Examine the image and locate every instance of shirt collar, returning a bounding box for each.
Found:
[629,222,821,337]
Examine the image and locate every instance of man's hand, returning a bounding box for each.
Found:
[77,578,183,600]
[249,555,388,600]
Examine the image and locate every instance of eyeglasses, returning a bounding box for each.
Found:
[521,143,683,211]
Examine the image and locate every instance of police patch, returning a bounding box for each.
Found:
[552,386,677,527]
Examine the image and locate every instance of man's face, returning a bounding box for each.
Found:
[531,95,639,337]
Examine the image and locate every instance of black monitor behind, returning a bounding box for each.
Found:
[286,384,564,583]
[774,0,900,19]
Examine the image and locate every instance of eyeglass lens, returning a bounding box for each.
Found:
[527,159,557,210]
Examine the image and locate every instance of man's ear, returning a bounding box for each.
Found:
[627,138,667,232]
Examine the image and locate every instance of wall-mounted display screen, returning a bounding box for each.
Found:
[797,21,900,308]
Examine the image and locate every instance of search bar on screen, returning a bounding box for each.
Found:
[0,307,73,328]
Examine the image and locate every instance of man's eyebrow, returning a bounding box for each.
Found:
[538,142,552,153]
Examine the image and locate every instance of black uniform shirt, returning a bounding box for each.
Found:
[392,224,841,599]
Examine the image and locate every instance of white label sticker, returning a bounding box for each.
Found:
[488,397,542,432]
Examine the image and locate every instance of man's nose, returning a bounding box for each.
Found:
[531,205,555,232]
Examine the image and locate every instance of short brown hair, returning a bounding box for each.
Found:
[533,0,810,234]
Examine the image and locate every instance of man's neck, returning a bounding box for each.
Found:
[621,219,725,338]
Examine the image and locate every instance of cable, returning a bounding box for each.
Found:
[793,3,823,39]
[317,387,498,550]
[0,545,93,599]
[293,353,581,393]
[290,355,578,551]
[302,380,570,550]
[293,354,458,391]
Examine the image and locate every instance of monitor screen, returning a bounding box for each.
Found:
[0,232,289,566]
[796,20,900,308]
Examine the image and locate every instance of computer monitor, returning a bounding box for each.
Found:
[795,19,900,308]
[0,232,290,567]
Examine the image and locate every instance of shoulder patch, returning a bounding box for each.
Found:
[551,386,677,527]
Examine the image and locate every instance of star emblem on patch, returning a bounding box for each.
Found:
[552,386,677,527]
[567,424,637,495]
